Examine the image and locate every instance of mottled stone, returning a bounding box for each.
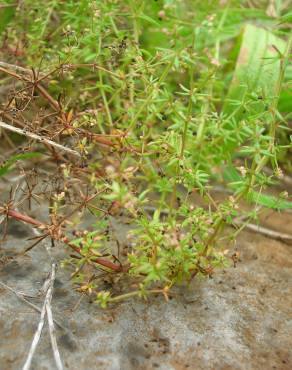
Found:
[0,205,291,370]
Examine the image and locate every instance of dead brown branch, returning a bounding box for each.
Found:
[22,263,64,370]
[0,121,81,157]
[0,280,65,330]
[0,65,59,111]
[3,207,126,272]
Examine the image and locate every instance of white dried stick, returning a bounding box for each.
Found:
[22,263,56,370]
[0,121,81,157]
[46,291,64,370]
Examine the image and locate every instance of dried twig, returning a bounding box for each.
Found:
[0,3,17,9]
[46,286,64,370]
[235,219,292,244]
[0,64,130,149]
[42,220,64,370]
[0,121,81,157]
[0,111,26,128]
[22,262,64,370]
[22,263,57,370]
[0,65,60,111]
[3,207,126,272]
[0,61,45,77]
[0,280,65,330]
[15,199,64,370]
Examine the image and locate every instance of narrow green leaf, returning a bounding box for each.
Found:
[247,191,292,210]
[223,166,292,210]
[0,1,15,35]
[223,165,242,183]
[278,11,292,24]
[224,24,286,119]
[0,152,42,177]
[138,14,160,27]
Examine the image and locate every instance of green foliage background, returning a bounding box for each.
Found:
[0,0,291,305]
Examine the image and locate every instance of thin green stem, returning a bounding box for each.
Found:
[127,58,175,133]
[108,288,165,303]
[98,70,113,128]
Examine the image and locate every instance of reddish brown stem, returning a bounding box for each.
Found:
[7,209,43,227]
[5,208,125,272]
[62,236,126,272]
[93,256,126,272]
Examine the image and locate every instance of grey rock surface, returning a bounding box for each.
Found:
[0,213,292,370]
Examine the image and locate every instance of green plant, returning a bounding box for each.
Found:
[0,0,291,307]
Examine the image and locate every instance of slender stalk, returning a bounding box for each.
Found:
[127,58,175,133]
[108,288,166,303]
[98,70,113,128]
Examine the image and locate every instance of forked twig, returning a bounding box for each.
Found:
[0,61,45,77]
[46,288,64,370]
[22,263,60,370]
[0,280,65,330]
[0,65,60,111]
